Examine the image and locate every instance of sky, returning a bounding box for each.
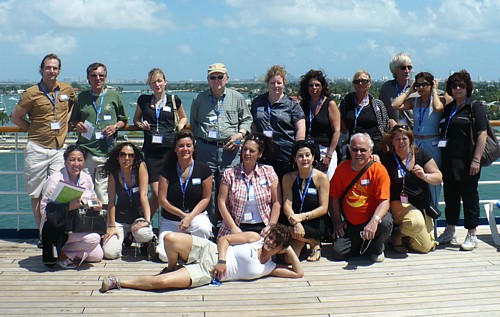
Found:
[0,0,499,83]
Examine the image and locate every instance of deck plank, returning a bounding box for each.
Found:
[0,226,499,316]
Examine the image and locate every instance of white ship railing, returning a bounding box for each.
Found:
[1,124,500,236]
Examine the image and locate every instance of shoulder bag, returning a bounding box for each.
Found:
[72,207,107,235]
[171,94,180,131]
[469,101,500,167]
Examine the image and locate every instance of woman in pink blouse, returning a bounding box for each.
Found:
[217,133,281,238]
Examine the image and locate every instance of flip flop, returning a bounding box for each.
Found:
[307,245,321,262]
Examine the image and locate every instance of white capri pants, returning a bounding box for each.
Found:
[102,218,154,260]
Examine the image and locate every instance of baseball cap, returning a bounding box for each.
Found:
[207,63,228,76]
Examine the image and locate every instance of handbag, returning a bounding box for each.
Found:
[72,207,107,235]
[469,101,500,167]
[423,205,441,220]
[172,94,180,131]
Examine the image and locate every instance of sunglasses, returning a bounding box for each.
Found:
[391,124,410,132]
[415,82,431,88]
[350,147,368,153]
[399,65,413,71]
[452,83,467,89]
[119,152,135,159]
[209,75,225,80]
[308,83,321,88]
[353,79,370,85]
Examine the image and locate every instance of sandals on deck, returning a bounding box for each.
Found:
[307,245,321,262]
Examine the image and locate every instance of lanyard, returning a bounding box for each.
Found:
[393,151,411,191]
[308,98,323,135]
[120,169,135,202]
[296,169,313,213]
[444,101,465,139]
[152,94,166,133]
[91,90,107,125]
[242,173,253,201]
[353,95,369,132]
[177,161,194,210]
[209,95,225,119]
[395,80,409,96]
[415,96,432,133]
[38,81,59,119]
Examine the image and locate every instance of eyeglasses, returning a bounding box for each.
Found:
[399,65,413,71]
[119,152,135,159]
[308,83,321,88]
[90,74,106,78]
[415,82,430,88]
[391,124,410,132]
[209,75,224,80]
[350,147,368,153]
[352,79,370,85]
[452,83,467,89]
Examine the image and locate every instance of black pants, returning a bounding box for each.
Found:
[332,213,393,260]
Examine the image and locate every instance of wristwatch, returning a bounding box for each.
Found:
[372,215,382,224]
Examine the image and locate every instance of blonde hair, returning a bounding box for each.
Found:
[147,68,167,84]
[264,65,287,85]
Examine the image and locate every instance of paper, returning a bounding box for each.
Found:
[48,180,85,204]
[81,120,95,140]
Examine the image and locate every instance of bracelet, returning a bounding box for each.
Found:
[217,259,226,264]
[472,158,481,164]
[371,215,382,224]
[114,124,119,130]
[108,225,116,228]
[325,155,332,159]
[424,173,428,180]
[305,212,309,220]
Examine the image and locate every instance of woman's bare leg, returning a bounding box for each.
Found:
[149,181,159,217]
[120,267,192,290]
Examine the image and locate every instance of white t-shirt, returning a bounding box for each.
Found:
[222,238,276,281]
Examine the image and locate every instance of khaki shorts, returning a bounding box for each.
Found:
[184,236,218,288]
[24,141,64,198]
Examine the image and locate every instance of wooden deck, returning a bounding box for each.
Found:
[1,226,499,316]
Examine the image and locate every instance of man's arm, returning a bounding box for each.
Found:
[10,108,29,131]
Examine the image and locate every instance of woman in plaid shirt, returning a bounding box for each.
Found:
[218,133,281,239]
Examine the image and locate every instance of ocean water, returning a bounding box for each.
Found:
[1,89,499,230]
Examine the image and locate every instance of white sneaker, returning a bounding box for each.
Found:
[461,233,478,251]
[371,252,385,263]
[436,228,456,244]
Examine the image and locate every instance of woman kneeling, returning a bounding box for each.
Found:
[100,224,303,292]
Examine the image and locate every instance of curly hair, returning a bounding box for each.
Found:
[298,69,330,102]
[102,142,144,177]
[264,65,287,85]
[290,139,320,168]
[267,223,291,249]
[446,69,473,98]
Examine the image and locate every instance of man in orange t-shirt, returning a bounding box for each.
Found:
[330,133,393,262]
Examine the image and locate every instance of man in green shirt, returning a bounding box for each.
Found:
[71,62,128,206]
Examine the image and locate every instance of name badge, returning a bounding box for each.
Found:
[259,179,268,186]
[361,179,370,186]
[192,178,201,185]
[263,130,273,138]
[398,170,404,178]
[164,106,172,112]
[243,212,252,221]
[208,115,218,123]
[50,121,61,130]
[60,94,69,101]
[95,131,103,139]
[208,130,218,139]
[257,107,265,113]
[307,188,317,195]
[152,135,163,144]
[132,187,139,193]
[400,193,409,204]
[103,114,112,121]
[438,140,447,148]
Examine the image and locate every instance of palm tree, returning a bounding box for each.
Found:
[0,109,9,126]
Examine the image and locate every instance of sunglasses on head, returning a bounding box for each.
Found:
[399,65,413,71]
[352,79,370,85]
[391,124,410,132]
[209,75,224,80]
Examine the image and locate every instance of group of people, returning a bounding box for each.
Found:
[11,52,489,293]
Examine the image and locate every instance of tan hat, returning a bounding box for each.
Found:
[207,63,228,75]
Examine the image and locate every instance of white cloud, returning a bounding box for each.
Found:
[178,44,193,56]
[20,33,77,55]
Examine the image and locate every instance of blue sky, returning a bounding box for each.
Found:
[0,0,498,83]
